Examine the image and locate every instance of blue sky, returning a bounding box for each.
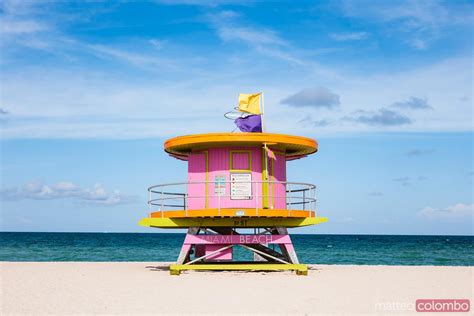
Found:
[0,0,472,235]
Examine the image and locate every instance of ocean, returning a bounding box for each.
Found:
[0,232,472,266]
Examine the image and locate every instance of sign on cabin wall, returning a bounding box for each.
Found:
[230,173,252,200]
[214,175,226,196]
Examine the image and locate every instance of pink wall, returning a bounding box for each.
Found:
[187,146,287,210]
[208,147,262,209]
[272,152,286,209]
[187,152,207,209]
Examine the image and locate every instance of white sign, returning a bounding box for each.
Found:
[230,173,252,200]
[214,175,226,196]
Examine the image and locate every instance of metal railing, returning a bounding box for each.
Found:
[147,180,316,215]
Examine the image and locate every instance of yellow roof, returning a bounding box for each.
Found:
[164,132,317,160]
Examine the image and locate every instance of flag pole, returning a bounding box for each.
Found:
[261,92,270,208]
[261,92,266,133]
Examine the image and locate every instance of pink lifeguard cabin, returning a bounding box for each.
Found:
[139,132,327,275]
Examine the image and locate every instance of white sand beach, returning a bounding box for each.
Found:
[1,262,472,315]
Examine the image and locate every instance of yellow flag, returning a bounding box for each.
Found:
[238,93,262,115]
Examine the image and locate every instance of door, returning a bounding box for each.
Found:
[262,149,286,209]
[272,152,286,209]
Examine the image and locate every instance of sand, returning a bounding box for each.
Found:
[1,262,472,315]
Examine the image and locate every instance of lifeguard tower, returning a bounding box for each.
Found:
[139,132,328,275]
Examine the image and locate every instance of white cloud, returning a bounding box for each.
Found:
[409,38,428,50]
[148,39,165,50]
[84,43,180,70]
[0,1,51,37]
[81,184,131,206]
[1,0,42,15]
[329,32,368,41]
[217,10,240,18]
[340,0,473,49]
[215,25,305,65]
[341,0,471,27]
[1,54,471,138]
[1,180,134,206]
[419,203,474,220]
[281,87,340,109]
[208,10,310,66]
[391,97,431,110]
[345,108,411,126]
[299,116,331,127]
[209,10,275,45]
[53,181,81,192]
[156,0,250,6]
[0,2,471,139]
[0,18,49,34]
[405,149,435,156]
[392,177,411,186]
[218,26,287,46]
